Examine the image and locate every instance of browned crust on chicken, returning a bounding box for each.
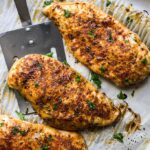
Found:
[43,2,150,87]
[0,115,87,150]
[7,54,120,131]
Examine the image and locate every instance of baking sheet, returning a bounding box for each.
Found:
[0,0,150,149]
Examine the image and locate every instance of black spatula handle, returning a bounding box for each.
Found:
[14,0,32,27]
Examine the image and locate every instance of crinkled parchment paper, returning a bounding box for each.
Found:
[0,0,150,149]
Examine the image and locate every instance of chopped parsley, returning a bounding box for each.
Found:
[37,63,43,70]
[75,75,81,82]
[106,0,111,7]
[34,81,39,88]
[126,17,133,24]
[15,111,26,120]
[64,9,71,18]
[43,0,53,7]
[63,60,69,66]
[131,90,135,97]
[48,135,53,141]
[117,91,127,100]
[108,31,113,42]
[87,100,96,110]
[53,98,62,111]
[40,144,49,150]
[100,66,106,74]
[91,72,102,88]
[0,122,4,127]
[141,58,148,65]
[113,132,124,143]
[125,40,129,43]
[46,52,53,57]
[88,30,95,38]
[53,104,58,111]
[12,127,27,136]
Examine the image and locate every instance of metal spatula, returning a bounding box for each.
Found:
[0,0,66,113]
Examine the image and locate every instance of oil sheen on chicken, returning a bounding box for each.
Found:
[0,115,87,150]
[43,2,150,87]
[7,54,120,131]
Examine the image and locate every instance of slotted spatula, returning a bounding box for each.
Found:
[0,0,66,113]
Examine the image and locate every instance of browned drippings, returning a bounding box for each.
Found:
[125,108,141,134]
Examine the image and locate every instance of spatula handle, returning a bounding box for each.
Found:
[14,0,32,27]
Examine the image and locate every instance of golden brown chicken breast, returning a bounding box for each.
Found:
[0,115,87,150]
[7,54,120,131]
[43,2,150,87]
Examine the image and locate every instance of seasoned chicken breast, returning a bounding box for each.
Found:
[7,54,120,131]
[0,115,86,150]
[43,2,150,87]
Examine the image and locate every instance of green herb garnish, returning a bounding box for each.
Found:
[117,91,127,100]
[88,30,95,38]
[100,66,106,74]
[64,9,71,18]
[34,81,39,88]
[91,72,102,88]
[75,75,81,82]
[125,40,129,43]
[108,31,113,42]
[15,111,26,120]
[12,126,27,136]
[63,60,69,66]
[40,144,49,150]
[48,135,53,141]
[46,52,53,57]
[106,0,111,7]
[12,127,20,135]
[53,98,62,111]
[0,122,4,127]
[43,0,53,7]
[131,90,135,97]
[126,17,133,24]
[87,100,96,110]
[113,133,124,143]
[37,63,43,70]
[141,58,148,65]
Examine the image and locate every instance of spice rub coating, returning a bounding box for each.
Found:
[43,2,150,87]
[8,54,120,131]
[0,115,86,150]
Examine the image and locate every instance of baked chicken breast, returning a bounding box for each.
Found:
[0,115,87,150]
[7,54,120,131]
[43,2,150,87]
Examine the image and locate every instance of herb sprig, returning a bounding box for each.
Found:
[113,132,124,143]
[91,72,102,88]
[117,91,127,100]
[15,111,26,121]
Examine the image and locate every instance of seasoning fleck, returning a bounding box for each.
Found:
[141,58,148,65]
[106,0,111,7]
[64,9,71,18]
[91,72,102,88]
[131,90,135,97]
[0,122,4,127]
[108,31,113,42]
[34,81,39,88]
[43,0,53,7]
[87,100,96,110]
[75,75,81,82]
[100,66,106,74]
[113,132,124,143]
[15,111,26,120]
[117,91,127,100]
[46,52,53,57]
[88,30,95,38]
